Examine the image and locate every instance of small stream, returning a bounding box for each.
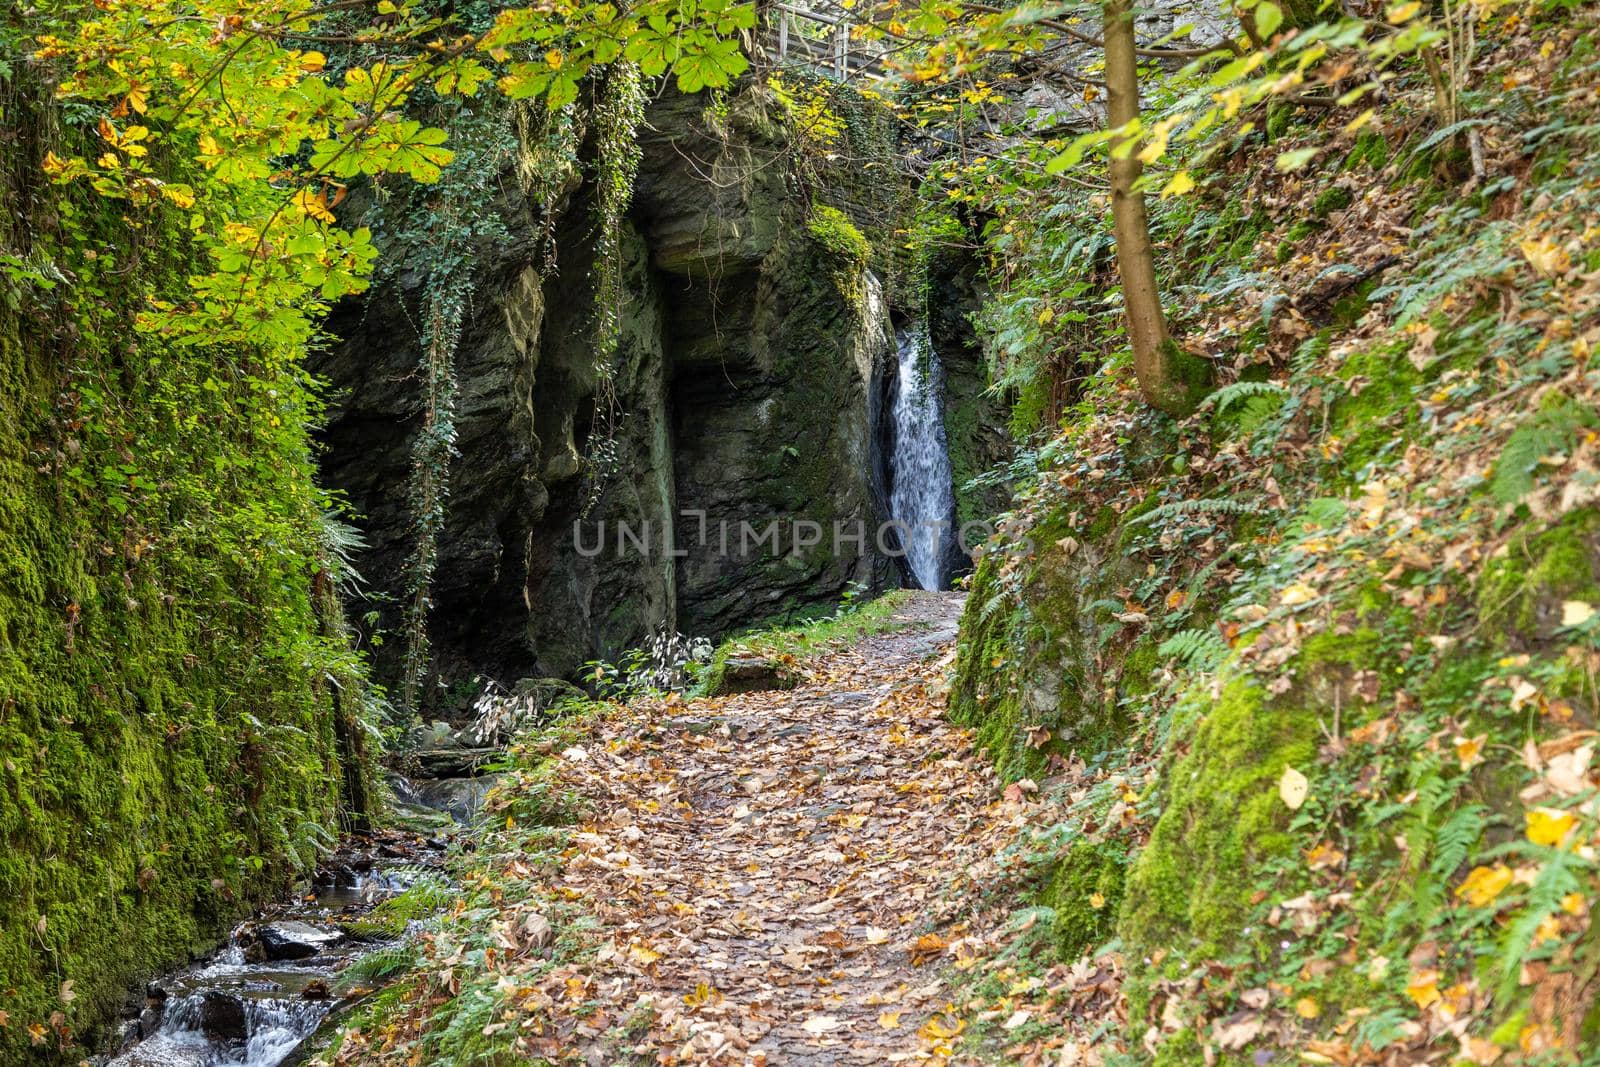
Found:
[101,827,448,1067]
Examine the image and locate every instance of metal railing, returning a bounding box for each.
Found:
[763,2,888,81]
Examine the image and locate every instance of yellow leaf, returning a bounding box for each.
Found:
[1532,913,1562,945]
[1161,170,1195,198]
[1455,864,1513,907]
[298,50,327,72]
[1296,996,1321,1019]
[1089,892,1106,909]
[545,49,564,69]
[879,1010,902,1030]
[1343,108,1375,134]
[628,943,662,965]
[1406,969,1441,1010]
[919,1012,965,1040]
[1279,765,1309,810]
[684,982,718,1007]
[1526,807,1577,848]
[1037,307,1055,325]
[1386,0,1421,21]
[1453,733,1486,771]
[293,188,336,223]
[1280,581,1318,606]
[1562,600,1595,627]
[1520,238,1570,277]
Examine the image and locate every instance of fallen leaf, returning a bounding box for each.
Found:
[1406,969,1441,1010]
[1454,734,1486,771]
[1456,864,1514,907]
[1279,582,1319,607]
[802,1014,842,1034]
[878,1010,902,1030]
[1526,807,1577,848]
[1279,765,1309,810]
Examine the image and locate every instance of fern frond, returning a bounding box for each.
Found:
[1128,497,1266,528]
[1204,380,1290,417]
[1157,629,1229,672]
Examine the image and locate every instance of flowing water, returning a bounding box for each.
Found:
[102,838,439,1067]
[889,324,956,591]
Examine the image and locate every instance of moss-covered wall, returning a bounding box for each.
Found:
[0,54,363,1062]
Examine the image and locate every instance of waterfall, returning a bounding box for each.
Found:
[889,324,956,590]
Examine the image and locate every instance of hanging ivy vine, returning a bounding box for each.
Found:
[362,95,515,719]
[579,59,646,516]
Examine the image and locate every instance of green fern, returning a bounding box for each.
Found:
[335,945,418,992]
[1128,497,1266,528]
[1157,629,1229,672]
[1491,398,1597,504]
[1427,803,1487,879]
[1204,379,1290,417]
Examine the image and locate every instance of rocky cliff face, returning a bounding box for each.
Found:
[318,84,936,702]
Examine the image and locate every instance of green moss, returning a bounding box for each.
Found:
[1330,338,1419,472]
[1151,1027,1205,1067]
[1312,186,1355,218]
[0,74,368,1059]
[1042,840,1127,959]
[1477,507,1600,641]
[1119,675,1318,956]
[1342,129,1390,172]
[1275,218,1324,263]
[805,202,871,264]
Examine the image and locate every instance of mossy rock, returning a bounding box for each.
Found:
[1042,840,1127,960]
[1477,507,1600,644]
[1119,675,1318,957]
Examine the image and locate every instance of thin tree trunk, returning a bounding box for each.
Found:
[1103,0,1209,416]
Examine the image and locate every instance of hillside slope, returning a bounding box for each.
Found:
[948,9,1600,1062]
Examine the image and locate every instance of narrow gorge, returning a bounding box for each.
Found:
[8,2,1600,1065]
[315,85,1003,707]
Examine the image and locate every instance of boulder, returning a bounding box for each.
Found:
[198,990,247,1043]
[258,920,342,961]
[415,774,505,822]
[708,657,799,696]
[413,747,501,778]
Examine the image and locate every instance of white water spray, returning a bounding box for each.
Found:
[889,324,955,590]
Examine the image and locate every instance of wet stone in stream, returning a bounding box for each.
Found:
[101,828,447,1067]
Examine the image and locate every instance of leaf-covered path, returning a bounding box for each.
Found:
[508,591,1044,1064]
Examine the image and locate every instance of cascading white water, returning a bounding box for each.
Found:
[889,324,956,591]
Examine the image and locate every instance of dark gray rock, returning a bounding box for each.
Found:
[198,990,247,1043]
[257,920,342,961]
[415,774,505,822]
[413,747,501,779]
[316,80,923,704]
[710,657,800,696]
